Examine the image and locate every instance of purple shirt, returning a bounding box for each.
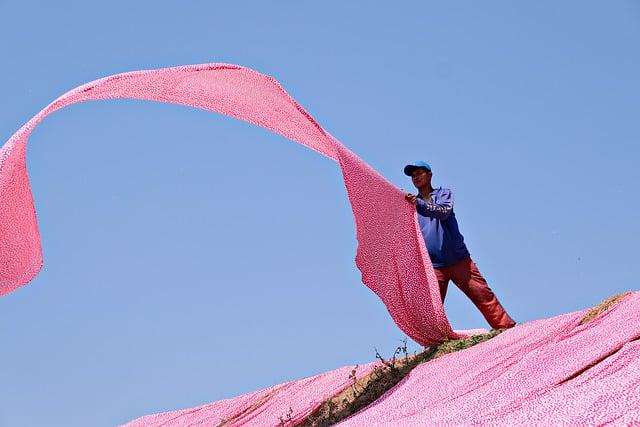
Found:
[415,187,470,268]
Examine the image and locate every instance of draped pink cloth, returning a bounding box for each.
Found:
[340,292,640,426]
[123,293,640,425]
[0,63,462,346]
[124,363,377,426]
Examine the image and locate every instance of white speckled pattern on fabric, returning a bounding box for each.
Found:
[124,363,377,426]
[0,63,464,346]
[339,292,640,426]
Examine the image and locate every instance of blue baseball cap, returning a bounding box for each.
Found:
[404,161,432,176]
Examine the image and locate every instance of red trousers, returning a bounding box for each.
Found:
[434,256,515,329]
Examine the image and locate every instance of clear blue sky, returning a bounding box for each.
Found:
[1,2,638,426]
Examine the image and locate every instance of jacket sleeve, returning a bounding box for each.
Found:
[416,189,454,220]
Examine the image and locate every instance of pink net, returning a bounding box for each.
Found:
[339,292,640,425]
[123,294,640,425]
[124,363,377,426]
[0,63,464,346]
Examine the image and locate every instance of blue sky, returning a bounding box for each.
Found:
[1,1,638,426]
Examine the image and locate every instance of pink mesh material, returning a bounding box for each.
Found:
[339,292,640,426]
[125,385,280,427]
[0,63,464,346]
[124,363,377,426]
[123,294,640,425]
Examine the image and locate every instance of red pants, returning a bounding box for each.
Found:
[435,256,515,329]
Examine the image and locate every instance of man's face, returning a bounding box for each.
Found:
[411,168,431,188]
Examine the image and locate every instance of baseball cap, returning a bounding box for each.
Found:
[403,161,432,176]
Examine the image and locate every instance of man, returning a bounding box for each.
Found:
[404,161,515,329]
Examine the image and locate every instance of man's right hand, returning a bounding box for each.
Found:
[405,193,417,205]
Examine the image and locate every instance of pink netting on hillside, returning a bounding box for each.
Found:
[0,63,463,346]
[340,292,640,426]
[124,362,377,426]
[124,294,640,425]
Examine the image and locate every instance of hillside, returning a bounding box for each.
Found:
[124,292,639,426]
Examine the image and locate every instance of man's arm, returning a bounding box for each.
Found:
[407,189,454,220]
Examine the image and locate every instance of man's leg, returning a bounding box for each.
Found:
[448,257,516,329]
[433,266,450,303]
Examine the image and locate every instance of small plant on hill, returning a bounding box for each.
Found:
[278,406,294,426]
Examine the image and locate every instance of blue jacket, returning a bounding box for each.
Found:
[415,187,470,268]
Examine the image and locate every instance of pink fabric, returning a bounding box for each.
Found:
[339,292,640,426]
[123,294,640,425]
[124,363,377,426]
[125,385,280,427]
[6,63,638,426]
[0,63,463,346]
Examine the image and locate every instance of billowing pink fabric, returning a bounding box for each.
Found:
[339,292,640,425]
[124,363,377,426]
[0,63,461,346]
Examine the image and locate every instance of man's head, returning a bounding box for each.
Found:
[404,161,432,189]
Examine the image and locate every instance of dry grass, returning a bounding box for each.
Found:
[580,292,632,324]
